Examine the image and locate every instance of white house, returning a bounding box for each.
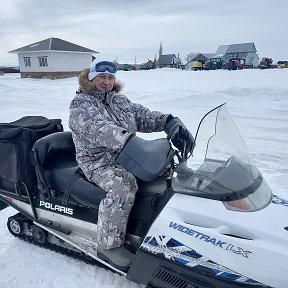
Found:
[9,37,98,79]
[214,42,259,67]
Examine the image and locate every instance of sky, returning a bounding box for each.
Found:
[0,0,288,65]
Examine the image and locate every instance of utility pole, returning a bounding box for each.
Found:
[135,54,138,71]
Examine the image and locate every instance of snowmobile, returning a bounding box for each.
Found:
[0,104,287,288]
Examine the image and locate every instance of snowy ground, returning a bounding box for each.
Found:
[0,68,287,287]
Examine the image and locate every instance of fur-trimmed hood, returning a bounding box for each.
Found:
[78,69,123,94]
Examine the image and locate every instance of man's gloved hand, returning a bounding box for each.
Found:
[171,126,195,154]
[164,115,195,156]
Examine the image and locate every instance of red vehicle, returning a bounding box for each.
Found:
[228,58,245,70]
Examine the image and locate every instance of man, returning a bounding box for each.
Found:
[69,58,194,271]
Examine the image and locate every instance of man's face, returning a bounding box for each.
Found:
[92,73,115,92]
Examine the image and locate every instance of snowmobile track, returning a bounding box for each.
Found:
[8,213,110,271]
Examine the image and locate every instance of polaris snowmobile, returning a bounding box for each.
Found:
[0,104,287,288]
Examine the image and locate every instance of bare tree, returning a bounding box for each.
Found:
[185,52,199,63]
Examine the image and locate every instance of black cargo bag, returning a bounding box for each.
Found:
[0,116,63,195]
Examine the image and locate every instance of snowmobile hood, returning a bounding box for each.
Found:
[78,68,123,95]
[137,105,288,288]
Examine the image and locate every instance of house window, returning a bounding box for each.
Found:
[232,53,239,59]
[23,57,31,67]
[38,56,48,67]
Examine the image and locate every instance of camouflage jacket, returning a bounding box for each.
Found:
[69,69,169,180]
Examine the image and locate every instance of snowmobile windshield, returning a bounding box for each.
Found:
[172,104,272,211]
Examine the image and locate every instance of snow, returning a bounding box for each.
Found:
[0,68,287,287]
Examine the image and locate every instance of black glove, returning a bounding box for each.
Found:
[165,115,195,156]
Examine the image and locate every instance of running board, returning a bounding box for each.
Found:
[34,221,127,276]
[36,219,70,234]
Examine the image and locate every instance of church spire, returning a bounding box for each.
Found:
[159,41,163,56]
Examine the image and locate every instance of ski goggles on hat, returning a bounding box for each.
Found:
[91,61,117,73]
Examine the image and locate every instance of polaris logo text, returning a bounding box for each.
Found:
[39,201,73,215]
[169,221,251,258]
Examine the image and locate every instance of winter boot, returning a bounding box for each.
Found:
[97,245,134,272]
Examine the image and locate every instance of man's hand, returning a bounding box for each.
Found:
[165,116,195,157]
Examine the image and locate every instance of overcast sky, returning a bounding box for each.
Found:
[0,0,287,65]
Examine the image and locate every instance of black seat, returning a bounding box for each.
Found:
[32,131,106,209]
[32,132,169,212]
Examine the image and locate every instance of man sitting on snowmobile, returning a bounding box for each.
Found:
[69,58,194,271]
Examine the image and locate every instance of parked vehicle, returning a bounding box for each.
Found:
[277,61,288,68]
[258,57,273,69]
[228,58,245,70]
[205,58,224,70]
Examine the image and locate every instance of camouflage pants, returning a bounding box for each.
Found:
[90,165,138,249]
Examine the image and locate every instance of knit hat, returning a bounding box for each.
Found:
[88,59,117,81]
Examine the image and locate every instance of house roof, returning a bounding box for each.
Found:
[185,53,215,65]
[215,43,256,54]
[193,53,215,61]
[9,38,98,53]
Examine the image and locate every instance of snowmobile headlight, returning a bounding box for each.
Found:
[224,198,255,212]
[223,178,272,212]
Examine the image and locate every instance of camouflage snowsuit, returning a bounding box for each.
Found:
[69,69,169,249]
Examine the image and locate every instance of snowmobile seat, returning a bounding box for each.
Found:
[32,131,106,209]
[32,132,169,213]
